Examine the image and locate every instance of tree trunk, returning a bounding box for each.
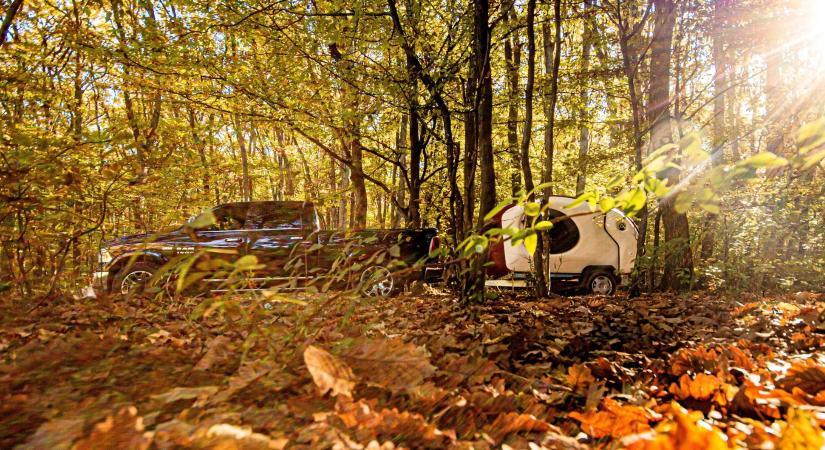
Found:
[700,0,730,260]
[407,62,422,228]
[339,162,350,229]
[234,116,252,202]
[541,15,559,200]
[575,0,593,196]
[649,0,693,291]
[463,70,478,235]
[461,0,496,303]
[519,0,548,297]
[0,0,24,47]
[474,0,495,224]
[349,138,368,229]
[187,108,210,196]
[504,10,522,197]
[615,4,651,291]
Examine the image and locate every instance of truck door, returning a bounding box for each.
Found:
[176,203,251,288]
[245,202,308,287]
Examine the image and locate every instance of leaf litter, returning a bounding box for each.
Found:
[0,289,823,448]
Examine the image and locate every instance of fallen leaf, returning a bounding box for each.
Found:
[23,418,85,450]
[196,423,287,449]
[622,403,728,450]
[778,408,825,450]
[342,337,436,391]
[569,398,661,439]
[151,386,219,405]
[777,360,825,396]
[304,345,356,398]
[73,406,153,450]
[194,335,234,371]
[567,364,595,393]
[486,412,556,443]
[669,373,724,401]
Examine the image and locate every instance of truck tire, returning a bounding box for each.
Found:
[358,265,395,297]
[113,262,158,296]
[583,270,617,296]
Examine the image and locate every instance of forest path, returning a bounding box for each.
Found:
[0,289,823,448]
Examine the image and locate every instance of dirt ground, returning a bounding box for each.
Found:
[1,288,823,449]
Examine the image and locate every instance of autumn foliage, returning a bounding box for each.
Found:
[0,289,823,448]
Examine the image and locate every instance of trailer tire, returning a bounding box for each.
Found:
[358,265,396,297]
[583,269,617,296]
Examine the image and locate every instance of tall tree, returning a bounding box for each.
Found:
[504,9,522,197]
[575,0,594,196]
[700,0,731,260]
[648,0,693,290]
[519,0,548,297]
[474,0,496,225]
[541,0,562,201]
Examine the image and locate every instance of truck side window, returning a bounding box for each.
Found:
[546,209,580,254]
[210,205,248,231]
[247,203,302,230]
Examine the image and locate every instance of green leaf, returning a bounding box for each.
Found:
[606,174,624,189]
[524,201,541,217]
[598,197,615,213]
[188,210,216,229]
[674,192,693,214]
[624,188,647,213]
[483,198,513,222]
[523,233,537,255]
[234,255,261,271]
[564,193,593,209]
[797,118,825,153]
[740,152,789,169]
[800,148,825,171]
[699,202,721,215]
[533,221,554,231]
[528,182,553,197]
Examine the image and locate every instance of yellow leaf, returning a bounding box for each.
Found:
[778,408,825,450]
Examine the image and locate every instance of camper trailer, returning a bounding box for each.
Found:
[485,196,639,295]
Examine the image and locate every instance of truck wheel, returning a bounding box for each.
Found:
[359,265,394,297]
[584,270,617,296]
[113,262,158,295]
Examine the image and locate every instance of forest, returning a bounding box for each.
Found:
[1,0,825,448]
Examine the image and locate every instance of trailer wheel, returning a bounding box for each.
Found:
[583,270,617,296]
[358,265,395,297]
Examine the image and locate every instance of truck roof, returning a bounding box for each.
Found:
[215,200,315,209]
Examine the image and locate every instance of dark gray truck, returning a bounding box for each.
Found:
[95,201,441,296]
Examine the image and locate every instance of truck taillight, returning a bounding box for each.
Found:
[428,236,440,254]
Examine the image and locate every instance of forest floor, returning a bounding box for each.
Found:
[0,287,824,449]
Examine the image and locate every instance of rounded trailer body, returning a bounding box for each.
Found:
[487,196,639,293]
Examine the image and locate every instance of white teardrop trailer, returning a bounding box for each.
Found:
[484,196,639,295]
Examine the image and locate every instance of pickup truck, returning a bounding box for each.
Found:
[95,201,441,296]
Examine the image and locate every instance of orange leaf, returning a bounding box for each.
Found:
[569,398,660,439]
[74,406,152,450]
[623,402,727,450]
[777,360,825,396]
[669,373,729,403]
[335,399,448,448]
[567,364,596,392]
[487,412,556,442]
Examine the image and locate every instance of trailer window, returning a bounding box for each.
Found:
[546,209,580,254]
